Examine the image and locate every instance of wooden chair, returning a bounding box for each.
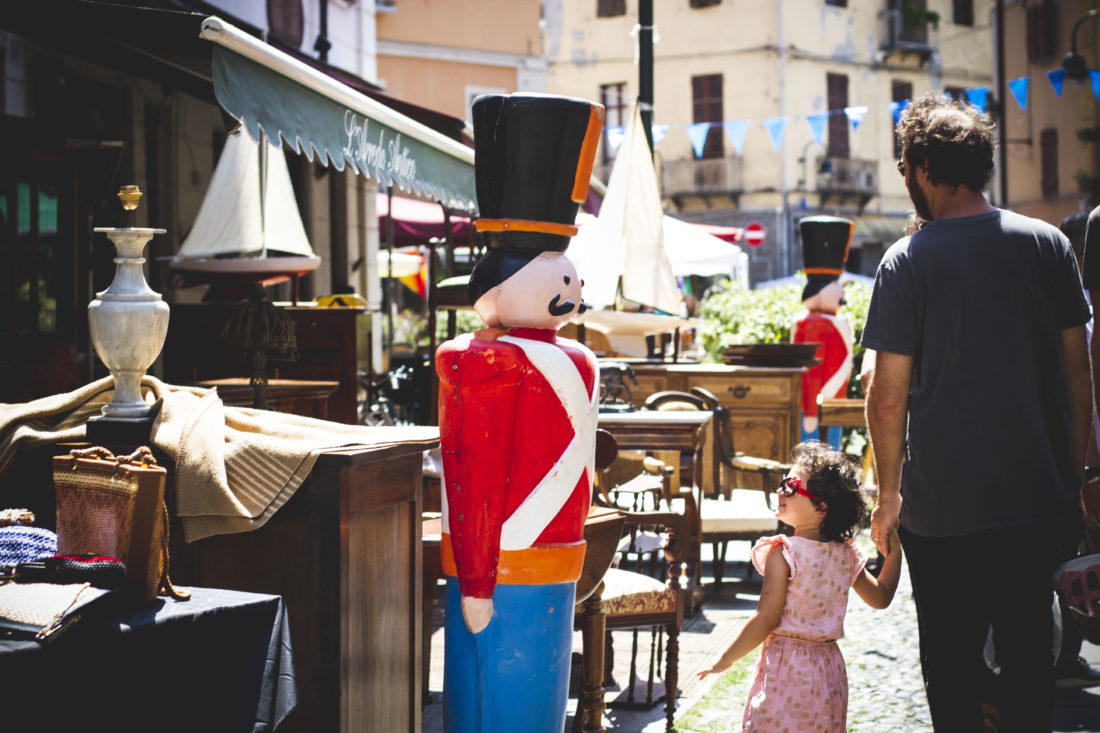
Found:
[574,430,690,733]
[644,388,788,584]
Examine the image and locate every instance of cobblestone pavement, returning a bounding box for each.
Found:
[424,545,1100,732]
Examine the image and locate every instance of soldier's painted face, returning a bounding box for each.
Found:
[474,251,585,331]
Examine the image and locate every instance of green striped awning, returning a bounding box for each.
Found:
[202,17,475,210]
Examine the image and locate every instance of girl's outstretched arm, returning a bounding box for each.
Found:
[852,528,902,609]
[696,545,788,679]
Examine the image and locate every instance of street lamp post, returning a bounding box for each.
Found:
[1062,9,1100,83]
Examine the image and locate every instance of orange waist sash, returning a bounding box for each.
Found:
[440,532,586,585]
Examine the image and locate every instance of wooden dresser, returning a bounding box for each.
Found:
[164,303,362,424]
[179,435,437,733]
[625,363,803,463]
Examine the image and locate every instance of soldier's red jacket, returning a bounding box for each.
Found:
[436,327,598,600]
[793,312,854,420]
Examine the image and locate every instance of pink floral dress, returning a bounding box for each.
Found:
[742,534,866,732]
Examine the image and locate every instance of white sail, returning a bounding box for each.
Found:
[177,127,313,259]
[566,104,682,315]
[262,140,314,256]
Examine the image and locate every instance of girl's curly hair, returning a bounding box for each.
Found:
[791,441,867,542]
[897,91,995,192]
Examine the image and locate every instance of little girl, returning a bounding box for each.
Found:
[697,440,902,732]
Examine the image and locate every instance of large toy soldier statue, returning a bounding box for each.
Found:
[436,93,604,733]
[792,215,855,442]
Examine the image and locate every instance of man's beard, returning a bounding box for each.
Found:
[906,173,933,222]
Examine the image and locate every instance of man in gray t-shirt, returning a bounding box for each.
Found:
[863,93,1091,731]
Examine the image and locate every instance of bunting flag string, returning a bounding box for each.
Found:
[1008,77,1029,112]
[763,116,788,153]
[723,120,749,155]
[598,68,1097,158]
[806,113,829,148]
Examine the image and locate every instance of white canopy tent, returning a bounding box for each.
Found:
[572,212,748,285]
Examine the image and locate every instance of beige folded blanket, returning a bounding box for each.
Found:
[0,376,439,542]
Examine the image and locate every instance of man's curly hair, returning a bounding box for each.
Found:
[897,91,995,192]
[791,441,867,542]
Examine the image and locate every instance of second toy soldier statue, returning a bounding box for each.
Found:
[436,93,604,733]
[792,215,855,443]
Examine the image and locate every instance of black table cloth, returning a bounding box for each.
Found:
[0,586,296,732]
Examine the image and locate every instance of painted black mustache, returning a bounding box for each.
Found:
[548,294,576,316]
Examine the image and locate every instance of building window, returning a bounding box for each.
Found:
[600,83,627,164]
[953,0,973,26]
[827,72,849,160]
[689,0,721,8]
[892,79,912,159]
[1041,128,1058,196]
[825,0,847,6]
[1027,0,1058,63]
[691,74,724,159]
[267,0,304,48]
[597,0,626,17]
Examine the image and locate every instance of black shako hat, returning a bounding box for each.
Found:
[798,215,854,302]
[467,93,604,305]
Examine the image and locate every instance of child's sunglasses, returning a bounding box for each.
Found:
[777,476,821,502]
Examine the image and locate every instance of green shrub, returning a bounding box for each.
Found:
[700,275,872,396]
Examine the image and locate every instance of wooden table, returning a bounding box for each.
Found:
[817,397,867,441]
[597,410,711,612]
[598,410,713,492]
[620,363,804,464]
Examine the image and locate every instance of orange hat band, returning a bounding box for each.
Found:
[571,104,605,203]
[475,218,579,238]
[804,267,845,276]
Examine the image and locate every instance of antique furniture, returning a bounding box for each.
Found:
[164,303,362,425]
[574,431,689,733]
[644,388,787,584]
[180,437,436,733]
[817,396,875,488]
[624,363,803,465]
[597,410,711,612]
[197,377,341,421]
[0,587,296,732]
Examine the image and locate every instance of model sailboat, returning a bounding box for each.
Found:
[170,126,320,283]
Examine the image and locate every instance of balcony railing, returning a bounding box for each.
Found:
[660,156,743,199]
[880,8,934,57]
[817,157,878,205]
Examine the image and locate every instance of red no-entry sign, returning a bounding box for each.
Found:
[744,221,765,247]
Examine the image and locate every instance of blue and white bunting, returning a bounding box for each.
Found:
[763,116,788,153]
[965,86,989,113]
[843,106,868,131]
[723,120,749,155]
[805,113,829,148]
[1047,69,1066,97]
[1091,70,1100,100]
[889,100,910,126]
[686,122,712,158]
[651,124,669,147]
[1008,77,1029,111]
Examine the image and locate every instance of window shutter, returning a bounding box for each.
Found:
[1041,128,1058,196]
[827,73,849,160]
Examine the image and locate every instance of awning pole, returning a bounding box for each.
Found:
[386,185,395,371]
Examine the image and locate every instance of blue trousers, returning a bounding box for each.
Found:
[443,578,576,733]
